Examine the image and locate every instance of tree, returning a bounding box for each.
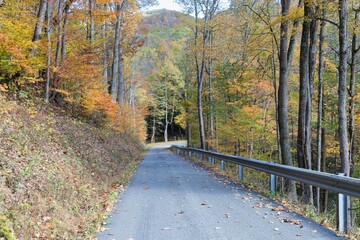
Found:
[177,0,220,149]
[338,0,350,177]
[297,0,318,204]
[33,0,47,42]
[349,6,359,175]
[278,0,297,200]
[316,1,326,212]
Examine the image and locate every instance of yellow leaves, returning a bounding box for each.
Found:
[272,4,304,26]
[0,95,17,114]
[324,57,338,73]
[175,111,187,129]
[0,84,9,93]
[51,88,70,96]
[243,105,262,117]
[326,146,340,156]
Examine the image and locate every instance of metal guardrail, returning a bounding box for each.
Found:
[172,146,360,198]
[172,145,360,233]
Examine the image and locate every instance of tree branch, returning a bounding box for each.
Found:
[329,45,340,56]
[316,17,339,28]
[243,4,279,52]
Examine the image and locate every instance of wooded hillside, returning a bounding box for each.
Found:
[1,0,360,238]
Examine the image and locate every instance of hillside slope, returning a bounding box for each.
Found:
[0,96,144,239]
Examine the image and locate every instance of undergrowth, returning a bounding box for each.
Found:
[0,95,144,239]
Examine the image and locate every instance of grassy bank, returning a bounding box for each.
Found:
[0,96,144,239]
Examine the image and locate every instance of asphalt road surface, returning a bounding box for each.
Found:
[97,144,345,240]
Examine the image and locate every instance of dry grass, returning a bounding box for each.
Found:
[0,96,144,239]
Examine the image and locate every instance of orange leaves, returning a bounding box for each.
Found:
[243,105,262,116]
[57,48,146,139]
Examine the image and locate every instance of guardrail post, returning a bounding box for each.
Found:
[337,173,348,233]
[238,165,244,181]
[221,160,225,171]
[269,161,277,195]
[270,174,277,195]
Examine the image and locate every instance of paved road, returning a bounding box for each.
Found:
[97,145,345,240]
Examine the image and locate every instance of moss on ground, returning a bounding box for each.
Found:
[0,215,16,240]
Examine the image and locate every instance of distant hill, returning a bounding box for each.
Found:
[141,9,190,29]
[133,9,191,78]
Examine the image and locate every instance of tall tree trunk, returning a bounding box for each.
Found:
[89,0,96,43]
[306,3,318,202]
[321,129,327,212]
[111,3,121,101]
[33,0,47,41]
[297,1,311,170]
[298,0,316,204]
[349,9,358,177]
[208,30,215,150]
[197,70,206,148]
[151,110,156,143]
[185,75,191,147]
[271,40,280,163]
[193,1,206,149]
[46,0,54,103]
[61,4,70,63]
[53,0,64,91]
[278,0,297,200]
[338,0,350,176]
[102,21,108,85]
[348,7,359,231]
[287,0,303,64]
[316,5,326,212]
[338,0,351,232]
[164,78,169,142]
[192,0,219,150]
[117,15,125,106]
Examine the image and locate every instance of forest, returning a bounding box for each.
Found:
[0,0,359,238]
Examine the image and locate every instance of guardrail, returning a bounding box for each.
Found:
[171,145,360,233]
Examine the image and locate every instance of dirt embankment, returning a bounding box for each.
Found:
[0,97,144,239]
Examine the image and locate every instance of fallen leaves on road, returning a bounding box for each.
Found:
[253,202,273,209]
[143,186,150,190]
[272,206,286,211]
[279,218,302,225]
